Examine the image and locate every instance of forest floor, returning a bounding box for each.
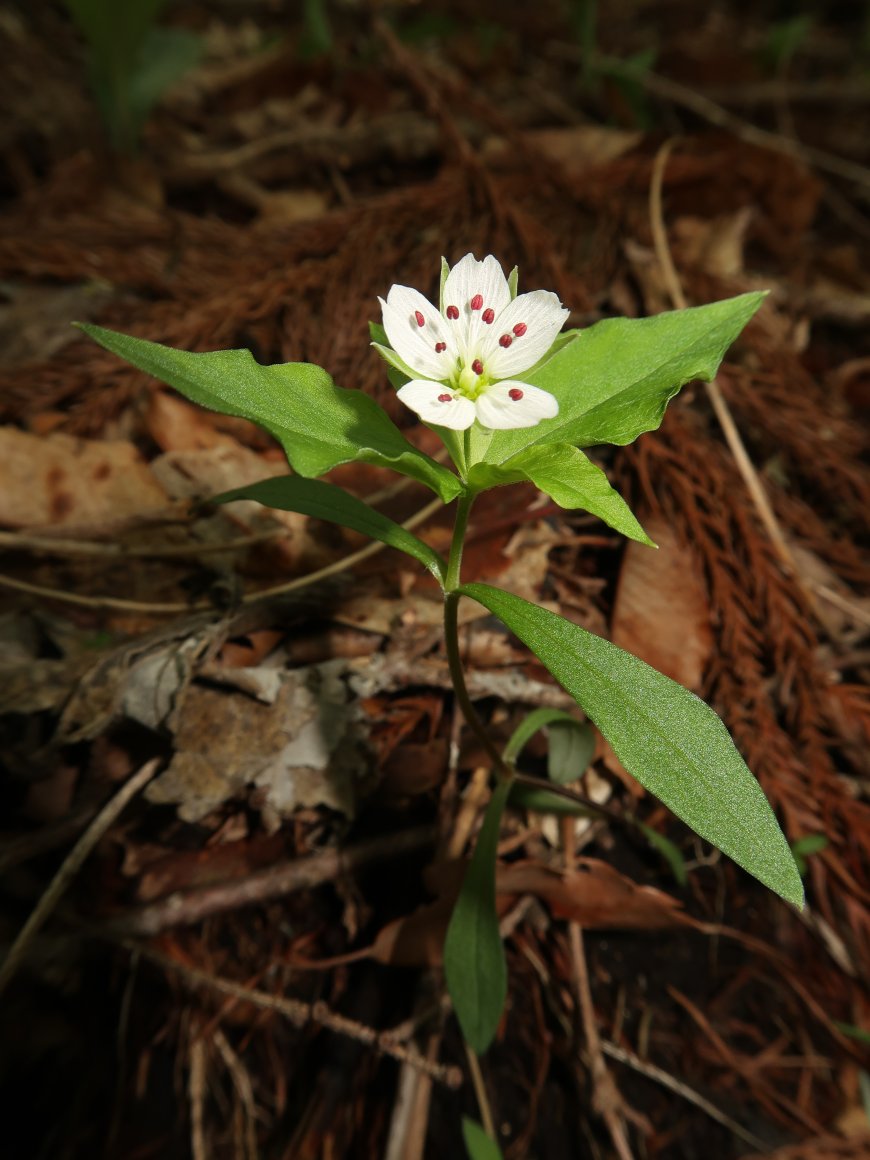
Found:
[0,2,868,1158]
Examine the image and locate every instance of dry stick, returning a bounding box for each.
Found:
[0,527,283,559]
[606,59,870,190]
[188,1035,208,1160]
[649,139,831,626]
[102,823,437,937]
[560,817,636,1160]
[599,1040,769,1153]
[121,941,461,1089]
[0,496,443,616]
[0,758,159,996]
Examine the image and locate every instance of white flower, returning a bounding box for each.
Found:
[377,254,569,431]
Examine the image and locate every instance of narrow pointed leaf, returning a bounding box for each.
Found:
[469,444,654,546]
[548,719,596,785]
[444,778,512,1054]
[213,476,446,584]
[463,1118,505,1160]
[503,707,581,764]
[508,783,594,817]
[481,292,766,465]
[459,583,804,908]
[77,323,462,503]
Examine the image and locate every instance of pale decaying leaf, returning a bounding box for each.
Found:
[0,427,168,529]
[611,515,713,693]
[145,660,371,828]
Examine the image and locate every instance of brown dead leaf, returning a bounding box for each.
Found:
[611,515,713,692]
[498,858,692,930]
[485,125,642,177]
[672,206,753,278]
[0,427,168,529]
[369,853,690,968]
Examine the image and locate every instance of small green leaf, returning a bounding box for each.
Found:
[548,719,596,785]
[77,324,462,503]
[503,707,580,764]
[459,583,804,909]
[481,293,766,465]
[469,444,654,546]
[833,1021,870,1045]
[444,779,512,1054]
[462,1117,505,1160]
[638,823,688,887]
[790,833,829,877]
[508,782,594,817]
[212,476,447,585]
[128,26,202,134]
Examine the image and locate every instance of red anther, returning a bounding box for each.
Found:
[470,294,483,310]
[508,388,524,401]
[499,334,513,348]
[435,341,447,353]
[482,308,495,324]
[438,393,453,403]
[415,310,425,327]
[471,359,484,375]
[512,322,527,336]
[446,305,459,320]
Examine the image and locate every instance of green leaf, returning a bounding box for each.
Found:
[508,782,594,817]
[503,707,580,764]
[833,1021,870,1045]
[444,778,511,1054]
[548,719,596,785]
[481,293,766,465]
[469,444,654,546]
[790,833,829,876]
[212,476,447,585]
[458,583,804,909]
[638,823,689,887]
[462,1118,505,1160]
[128,26,202,134]
[77,324,462,503]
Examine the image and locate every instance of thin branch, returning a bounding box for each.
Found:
[0,759,159,995]
[123,941,461,1088]
[0,496,443,615]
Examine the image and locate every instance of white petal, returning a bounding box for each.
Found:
[381,286,457,379]
[442,254,512,362]
[474,382,559,430]
[397,380,476,430]
[480,289,569,378]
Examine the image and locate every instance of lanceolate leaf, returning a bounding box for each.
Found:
[503,707,581,764]
[212,476,447,585]
[468,444,654,546]
[77,324,462,503]
[444,779,512,1054]
[462,1118,505,1160]
[481,293,766,465]
[459,583,804,908]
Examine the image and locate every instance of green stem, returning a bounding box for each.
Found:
[444,493,513,783]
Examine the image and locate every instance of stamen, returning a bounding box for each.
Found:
[499,334,513,348]
[415,311,425,327]
[446,305,459,320]
[471,359,484,375]
[482,308,495,324]
[435,341,447,353]
[470,294,483,311]
[438,393,453,403]
[512,323,527,336]
[508,388,524,401]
